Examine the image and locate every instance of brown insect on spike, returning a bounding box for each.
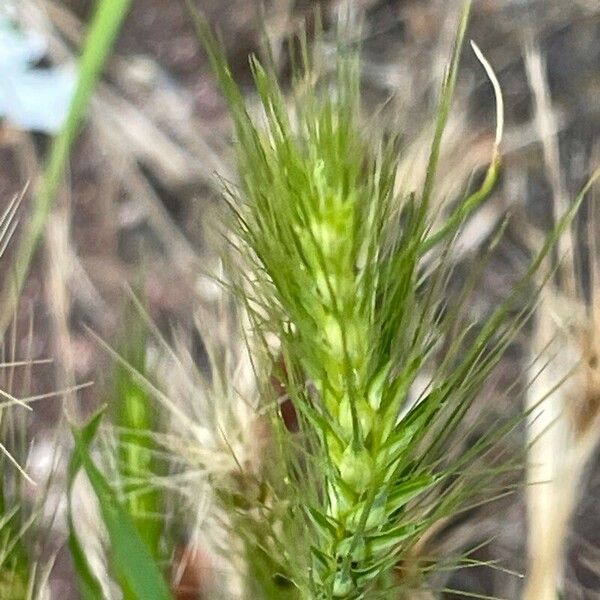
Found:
[171,542,213,600]
[270,354,299,433]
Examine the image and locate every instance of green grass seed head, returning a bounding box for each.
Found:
[189,1,579,597]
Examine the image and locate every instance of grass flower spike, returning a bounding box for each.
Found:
[192,2,587,598]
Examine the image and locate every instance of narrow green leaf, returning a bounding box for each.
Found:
[70,409,172,600]
[113,299,163,561]
[67,408,105,600]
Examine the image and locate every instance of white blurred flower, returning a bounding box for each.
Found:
[0,17,76,133]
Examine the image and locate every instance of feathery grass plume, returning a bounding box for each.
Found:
[192,2,591,598]
[149,290,263,599]
[523,40,600,600]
